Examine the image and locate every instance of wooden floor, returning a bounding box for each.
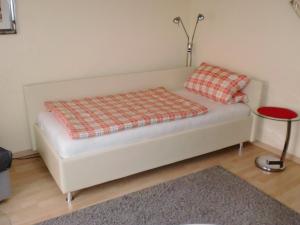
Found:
[1,144,300,225]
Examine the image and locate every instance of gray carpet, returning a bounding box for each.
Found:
[37,166,300,225]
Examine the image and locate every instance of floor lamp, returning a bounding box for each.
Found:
[173,14,205,67]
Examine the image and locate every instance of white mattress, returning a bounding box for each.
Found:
[38,89,250,159]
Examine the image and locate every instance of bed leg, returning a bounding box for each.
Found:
[238,142,244,156]
[66,192,73,204]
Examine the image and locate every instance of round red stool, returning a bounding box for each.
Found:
[254,106,299,172]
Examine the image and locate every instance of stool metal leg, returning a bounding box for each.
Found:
[280,120,291,162]
[255,120,291,172]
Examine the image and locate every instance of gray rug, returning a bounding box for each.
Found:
[37,166,300,225]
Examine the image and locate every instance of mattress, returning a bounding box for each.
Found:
[38,89,250,159]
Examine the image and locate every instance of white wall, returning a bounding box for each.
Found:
[189,0,300,157]
[0,0,190,152]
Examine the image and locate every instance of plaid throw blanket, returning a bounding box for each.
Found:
[45,87,208,139]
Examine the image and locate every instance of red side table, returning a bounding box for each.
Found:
[254,106,299,172]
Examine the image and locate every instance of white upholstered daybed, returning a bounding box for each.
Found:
[24,67,263,203]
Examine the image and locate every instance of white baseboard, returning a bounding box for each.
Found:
[12,149,39,159]
[253,141,300,165]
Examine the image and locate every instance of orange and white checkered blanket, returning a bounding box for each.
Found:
[45,87,208,139]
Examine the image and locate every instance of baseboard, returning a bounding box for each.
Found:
[253,141,300,165]
[13,149,39,159]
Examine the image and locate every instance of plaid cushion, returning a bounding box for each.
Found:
[230,91,248,104]
[45,87,208,139]
[184,62,249,104]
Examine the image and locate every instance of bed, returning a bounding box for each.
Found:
[23,67,263,203]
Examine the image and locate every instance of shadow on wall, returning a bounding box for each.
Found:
[254,80,268,142]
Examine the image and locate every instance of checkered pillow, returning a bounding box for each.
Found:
[184,62,250,104]
[230,91,248,104]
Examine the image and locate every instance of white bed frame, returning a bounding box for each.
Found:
[23,67,263,203]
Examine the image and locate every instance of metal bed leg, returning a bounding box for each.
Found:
[66,192,73,204]
[238,142,244,156]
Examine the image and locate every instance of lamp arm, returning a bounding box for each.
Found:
[191,20,199,44]
[179,20,190,42]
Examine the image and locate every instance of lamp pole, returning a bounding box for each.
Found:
[173,14,205,67]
